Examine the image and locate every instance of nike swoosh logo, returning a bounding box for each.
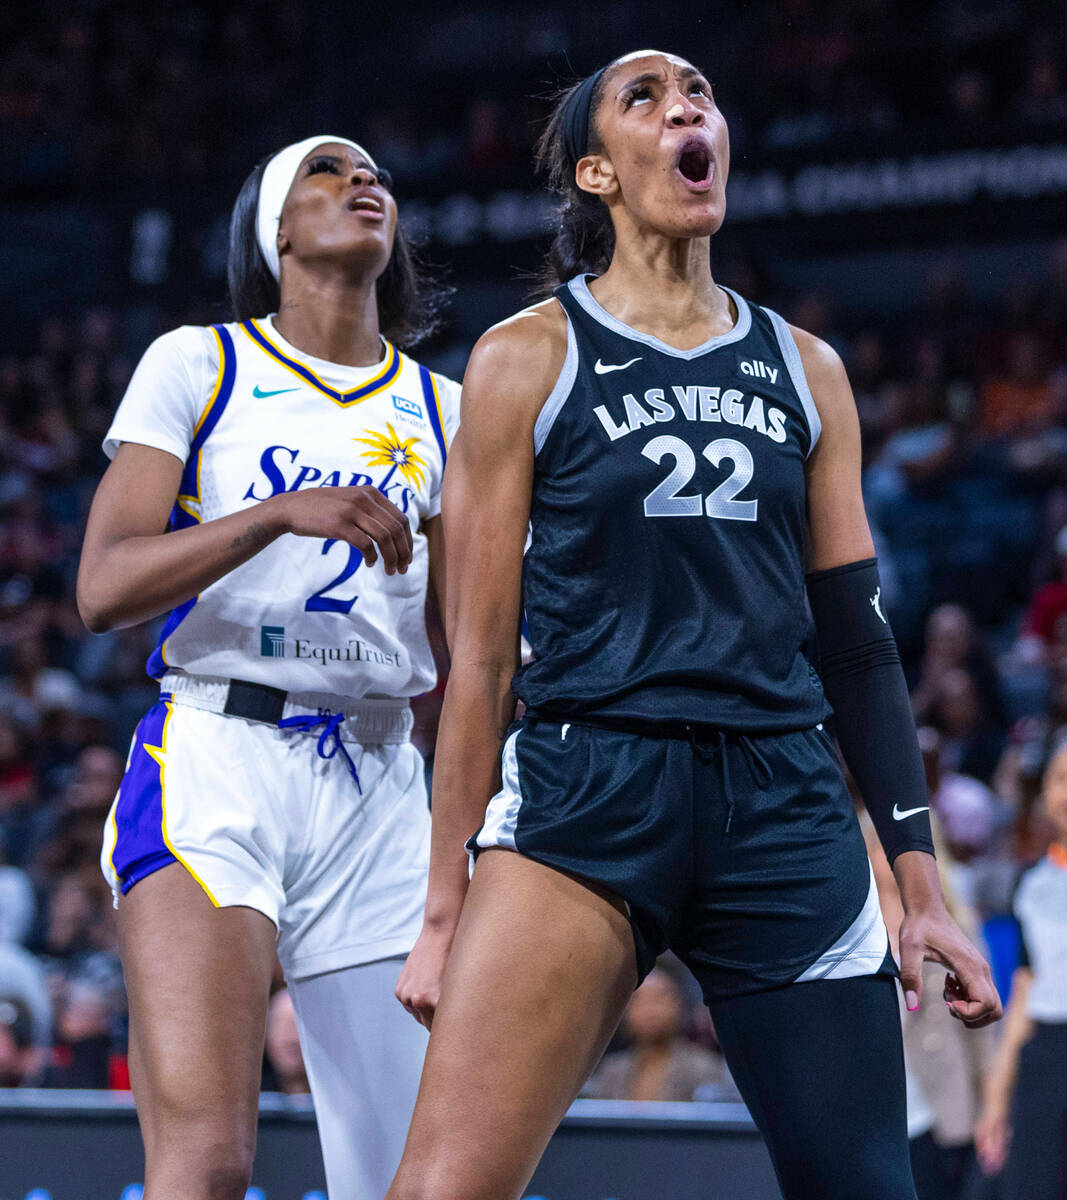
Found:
[594,356,642,375]
[892,804,930,821]
[252,385,299,398]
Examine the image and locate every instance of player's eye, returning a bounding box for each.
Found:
[690,79,712,98]
[623,85,652,108]
[306,156,340,175]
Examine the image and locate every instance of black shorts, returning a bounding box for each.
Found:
[469,715,896,1003]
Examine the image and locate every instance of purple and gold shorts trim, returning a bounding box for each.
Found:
[108,695,216,901]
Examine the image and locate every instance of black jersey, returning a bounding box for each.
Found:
[514,274,830,732]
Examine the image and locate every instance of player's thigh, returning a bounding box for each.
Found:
[118,862,277,1142]
[289,957,428,1200]
[390,848,637,1200]
[710,975,916,1200]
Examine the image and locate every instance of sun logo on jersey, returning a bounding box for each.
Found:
[354,423,428,491]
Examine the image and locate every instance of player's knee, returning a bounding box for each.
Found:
[389,1156,502,1200]
[198,1157,256,1200]
[146,1111,256,1197]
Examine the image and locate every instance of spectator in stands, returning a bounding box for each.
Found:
[0,852,35,946]
[975,738,1067,1198]
[911,605,1002,728]
[1018,523,1067,663]
[928,668,1005,785]
[584,965,737,1103]
[33,746,123,880]
[0,993,39,1087]
[0,714,37,866]
[45,975,115,1088]
[979,333,1052,439]
[0,940,51,1084]
[264,989,309,1096]
[36,868,116,966]
[864,802,995,1200]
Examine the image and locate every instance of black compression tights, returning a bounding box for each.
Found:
[710,975,917,1200]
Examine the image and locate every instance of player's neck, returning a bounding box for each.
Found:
[273,277,384,368]
[591,235,733,350]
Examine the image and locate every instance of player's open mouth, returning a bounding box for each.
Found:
[675,140,714,191]
[348,192,385,218]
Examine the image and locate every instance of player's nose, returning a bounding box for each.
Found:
[665,93,704,127]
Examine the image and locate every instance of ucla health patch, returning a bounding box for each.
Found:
[392,394,424,422]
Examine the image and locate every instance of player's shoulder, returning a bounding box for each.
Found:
[476,296,568,360]
[137,322,228,384]
[780,322,853,438]
[785,324,846,386]
[468,298,569,408]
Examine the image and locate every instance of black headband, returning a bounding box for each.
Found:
[561,66,608,168]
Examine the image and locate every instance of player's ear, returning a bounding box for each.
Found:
[576,153,618,199]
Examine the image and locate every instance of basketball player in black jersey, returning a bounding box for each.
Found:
[388,50,1001,1200]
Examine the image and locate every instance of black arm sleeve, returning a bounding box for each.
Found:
[806,557,935,865]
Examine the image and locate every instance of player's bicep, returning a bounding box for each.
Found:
[798,328,875,571]
[83,443,184,553]
[441,342,540,671]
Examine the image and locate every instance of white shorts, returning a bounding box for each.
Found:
[100,678,430,980]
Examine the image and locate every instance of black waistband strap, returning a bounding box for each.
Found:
[527,707,710,742]
[222,679,288,724]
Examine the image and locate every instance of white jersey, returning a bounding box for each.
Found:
[104,316,460,700]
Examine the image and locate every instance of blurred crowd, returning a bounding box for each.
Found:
[2,0,1065,194]
[1,2,1066,1199]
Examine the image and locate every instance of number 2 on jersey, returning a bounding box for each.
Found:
[642,435,758,521]
[305,540,363,613]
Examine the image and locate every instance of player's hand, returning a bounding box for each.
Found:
[898,902,1002,1027]
[395,921,454,1029]
[268,485,413,574]
[974,1092,1011,1175]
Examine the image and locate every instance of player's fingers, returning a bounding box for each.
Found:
[338,527,377,567]
[944,959,1002,1025]
[360,490,413,571]
[350,500,410,575]
[898,926,925,1011]
[347,511,400,574]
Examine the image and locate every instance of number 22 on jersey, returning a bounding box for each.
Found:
[642,435,758,521]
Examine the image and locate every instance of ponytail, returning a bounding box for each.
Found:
[535,72,616,293]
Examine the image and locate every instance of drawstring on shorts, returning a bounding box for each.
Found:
[277,709,362,793]
[686,726,773,834]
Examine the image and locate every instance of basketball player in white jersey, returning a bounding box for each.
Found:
[77,136,459,1200]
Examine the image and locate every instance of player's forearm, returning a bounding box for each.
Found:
[77,498,288,633]
[807,558,935,864]
[422,659,517,929]
[892,850,948,913]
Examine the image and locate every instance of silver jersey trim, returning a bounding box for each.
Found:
[761,305,822,456]
[567,275,753,360]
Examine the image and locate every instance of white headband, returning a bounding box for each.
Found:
[255,135,378,281]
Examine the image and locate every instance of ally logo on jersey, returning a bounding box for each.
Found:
[244,422,428,513]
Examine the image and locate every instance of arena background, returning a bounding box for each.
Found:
[1,1,1065,1197]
